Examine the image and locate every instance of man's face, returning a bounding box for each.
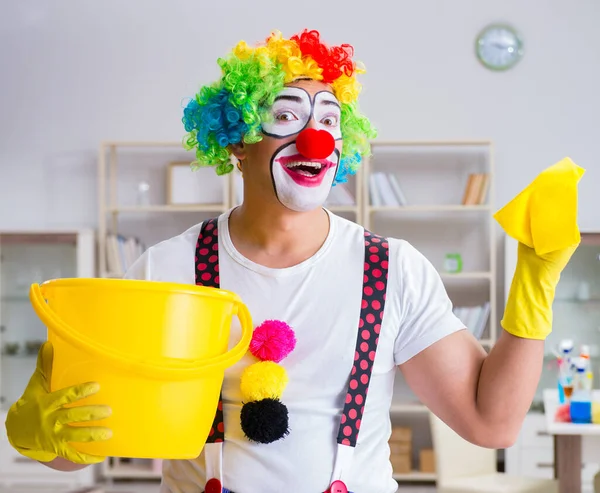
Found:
[235,79,343,212]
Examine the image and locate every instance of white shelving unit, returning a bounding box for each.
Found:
[363,140,497,346]
[98,141,232,279]
[0,229,96,489]
[365,140,496,483]
[99,142,363,278]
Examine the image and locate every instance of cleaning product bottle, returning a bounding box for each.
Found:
[558,339,575,404]
[570,357,592,424]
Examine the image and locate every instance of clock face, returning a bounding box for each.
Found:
[476,24,523,71]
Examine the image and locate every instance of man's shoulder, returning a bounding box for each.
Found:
[126,220,211,283]
[328,211,421,264]
[146,222,205,257]
[369,234,434,279]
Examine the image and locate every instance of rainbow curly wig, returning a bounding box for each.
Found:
[182,29,377,184]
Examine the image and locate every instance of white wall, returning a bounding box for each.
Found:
[0,0,598,232]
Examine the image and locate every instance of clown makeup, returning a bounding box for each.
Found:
[270,141,340,212]
[262,87,312,138]
[263,86,342,212]
[313,91,342,140]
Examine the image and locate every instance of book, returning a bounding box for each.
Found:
[461,173,490,205]
[387,174,407,206]
[106,234,145,276]
[374,172,400,206]
[369,174,382,206]
[453,302,490,339]
[369,172,408,206]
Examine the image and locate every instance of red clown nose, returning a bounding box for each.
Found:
[296,128,335,160]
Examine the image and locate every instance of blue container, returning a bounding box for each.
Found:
[570,400,592,424]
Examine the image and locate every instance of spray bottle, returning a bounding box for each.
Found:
[558,339,575,404]
[571,357,592,424]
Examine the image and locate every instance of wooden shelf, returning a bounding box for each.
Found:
[440,271,492,280]
[390,402,429,414]
[102,140,182,148]
[101,271,123,279]
[393,471,437,482]
[108,205,227,213]
[368,205,490,213]
[0,232,80,245]
[104,465,162,479]
[326,205,359,213]
[371,139,491,148]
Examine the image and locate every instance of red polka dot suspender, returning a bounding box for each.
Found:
[195,220,389,493]
[337,230,389,449]
[195,218,225,444]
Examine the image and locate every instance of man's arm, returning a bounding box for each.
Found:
[399,328,543,449]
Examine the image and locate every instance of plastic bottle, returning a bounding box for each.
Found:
[570,357,592,424]
[558,339,575,404]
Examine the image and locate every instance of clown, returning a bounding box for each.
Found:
[5,29,582,493]
[180,29,375,213]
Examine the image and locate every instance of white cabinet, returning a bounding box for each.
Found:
[505,413,554,479]
[506,413,600,490]
[0,230,96,488]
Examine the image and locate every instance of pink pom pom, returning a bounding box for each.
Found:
[250,320,296,363]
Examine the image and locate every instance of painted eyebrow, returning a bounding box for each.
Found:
[317,99,341,109]
[274,94,305,104]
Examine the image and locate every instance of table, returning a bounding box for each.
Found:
[544,388,600,493]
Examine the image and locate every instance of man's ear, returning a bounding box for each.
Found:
[229,142,247,161]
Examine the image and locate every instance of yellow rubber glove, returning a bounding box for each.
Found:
[496,157,585,340]
[5,342,112,464]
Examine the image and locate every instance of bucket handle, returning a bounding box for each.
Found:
[29,283,253,380]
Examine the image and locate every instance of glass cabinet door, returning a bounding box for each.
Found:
[0,233,83,411]
[545,234,600,389]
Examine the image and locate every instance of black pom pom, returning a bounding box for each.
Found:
[240,398,289,444]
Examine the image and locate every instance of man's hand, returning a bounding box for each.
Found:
[5,342,113,464]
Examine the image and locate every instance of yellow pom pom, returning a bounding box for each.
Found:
[240,361,288,402]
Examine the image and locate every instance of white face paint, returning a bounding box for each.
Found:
[262,87,312,138]
[262,87,342,212]
[271,141,340,212]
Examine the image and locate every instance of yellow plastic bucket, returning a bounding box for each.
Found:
[29,278,253,460]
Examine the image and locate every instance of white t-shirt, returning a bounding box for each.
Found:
[124,208,464,493]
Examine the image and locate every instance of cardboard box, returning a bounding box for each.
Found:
[390,453,412,473]
[419,448,435,473]
[389,440,411,455]
[390,426,412,443]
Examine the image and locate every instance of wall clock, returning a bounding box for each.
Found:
[476,24,524,71]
